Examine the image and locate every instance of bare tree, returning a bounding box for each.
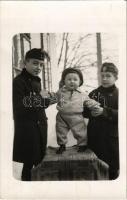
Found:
[56,33,102,80]
[62,33,94,69]
[67,34,92,67]
[55,32,118,91]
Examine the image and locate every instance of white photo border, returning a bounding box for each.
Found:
[0,1,126,199]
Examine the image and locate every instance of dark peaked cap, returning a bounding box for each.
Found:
[101,62,118,78]
[25,48,50,61]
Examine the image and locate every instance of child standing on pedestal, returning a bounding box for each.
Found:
[55,68,99,154]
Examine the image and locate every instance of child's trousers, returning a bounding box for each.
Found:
[56,112,87,146]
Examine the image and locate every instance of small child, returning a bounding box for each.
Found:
[83,62,119,180]
[55,67,99,154]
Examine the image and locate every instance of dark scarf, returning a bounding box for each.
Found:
[99,85,117,94]
[21,68,41,82]
[21,68,41,94]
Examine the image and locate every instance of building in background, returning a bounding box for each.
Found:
[12,34,31,77]
[12,33,53,92]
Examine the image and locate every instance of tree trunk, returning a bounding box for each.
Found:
[64,33,69,69]
[58,33,65,67]
[96,33,102,85]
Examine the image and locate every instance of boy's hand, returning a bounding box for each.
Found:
[40,90,50,98]
[91,106,103,117]
[49,92,58,104]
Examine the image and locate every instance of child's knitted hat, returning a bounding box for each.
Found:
[61,67,84,86]
[101,62,118,79]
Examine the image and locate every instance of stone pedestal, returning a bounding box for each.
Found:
[31,146,109,181]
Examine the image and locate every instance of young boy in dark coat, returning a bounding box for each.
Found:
[83,62,119,180]
[13,48,50,181]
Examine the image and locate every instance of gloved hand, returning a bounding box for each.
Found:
[84,99,100,110]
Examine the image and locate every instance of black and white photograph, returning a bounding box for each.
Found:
[12,32,119,181]
[0,1,126,199]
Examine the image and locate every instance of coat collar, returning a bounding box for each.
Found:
[61,85,81,93]
[99,84,117,93]
[21,68,41,82]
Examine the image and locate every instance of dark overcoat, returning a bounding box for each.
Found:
[13,68,50,165]
[83,85,119,173]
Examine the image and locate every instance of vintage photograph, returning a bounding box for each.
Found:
[12,33,119,181]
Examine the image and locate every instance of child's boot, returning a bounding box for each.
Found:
[78,145,87,152]
[56,145,66,154]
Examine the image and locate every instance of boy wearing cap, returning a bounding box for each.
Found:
[13,48,50,181]
[83,62,119,180]
[55,67,99,154]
